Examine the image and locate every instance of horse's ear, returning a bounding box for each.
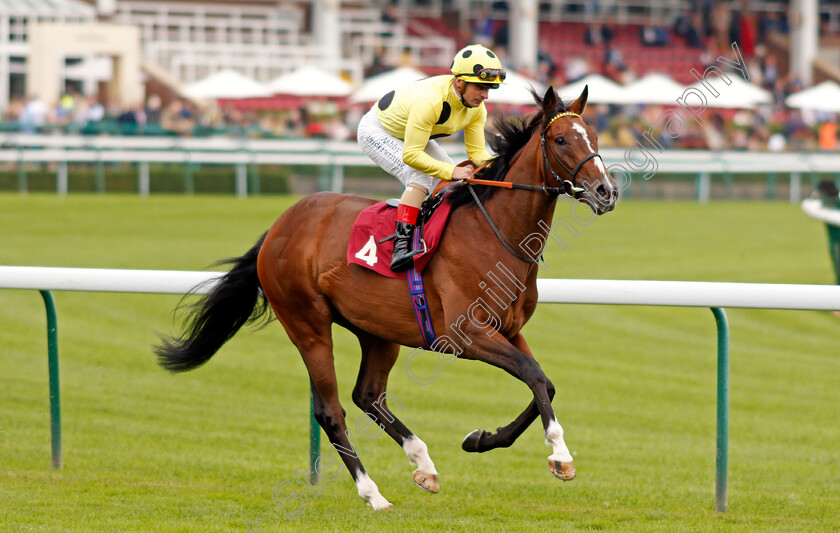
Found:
[542,86,558,114]
[568,85,589,115]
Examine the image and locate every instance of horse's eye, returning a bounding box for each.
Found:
[554,136,566,145]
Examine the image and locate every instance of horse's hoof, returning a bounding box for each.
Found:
[413,470,440,493]
[549,459,576,481]
[377,503,394,511]
[461,429,486,453]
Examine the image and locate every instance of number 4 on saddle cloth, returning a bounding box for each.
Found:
[346,192,454,347]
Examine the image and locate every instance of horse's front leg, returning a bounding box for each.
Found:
[462,333,549,453]
[459,330,576,481]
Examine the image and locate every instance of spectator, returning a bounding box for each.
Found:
[740,11,757,57]
[604,46,627,81]
[536,58,556,85]
[640,23,669,46]
[380,2,398,38]
[366,47,392,77]
[686,12,704,48]
[493,19,509,49]
[710,3,730,49]
[54,93,77,126]
[117,102,147,133]
[674,10,692,39]
[818,121,838,152]
[564,56,590,83]
[471,7,495,46]
[19,95,48,133]
[381,2,397,25]
[145,95,162,124]
[767,131,786,152]
[586,24,613,46]
[762,54,779,89]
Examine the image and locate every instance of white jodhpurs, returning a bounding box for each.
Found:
[357,107,451,192]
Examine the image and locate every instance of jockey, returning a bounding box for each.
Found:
[357,44,505,272]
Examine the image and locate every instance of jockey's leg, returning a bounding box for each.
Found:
[391,183,428,272]
[356,108,448,271]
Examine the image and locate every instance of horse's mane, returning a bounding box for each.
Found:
[445,89,569,210]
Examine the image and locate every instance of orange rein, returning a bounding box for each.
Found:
[432,160,500,196]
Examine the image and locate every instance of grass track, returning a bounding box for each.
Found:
[1,194,838,532]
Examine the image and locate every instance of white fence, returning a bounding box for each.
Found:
[2,134,840,201]
[3,266,840,309]
[3,266,840,512]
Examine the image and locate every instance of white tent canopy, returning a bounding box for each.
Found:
[182,69,272,100]
[687,75,773,109]
[785,81,840,112]
[489,70,545,105]
[268,66,353,97]
[619,73,687,105]
[350,67,428,104]
[554,73,626,104]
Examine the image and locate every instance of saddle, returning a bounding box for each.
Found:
[347,191,454,280]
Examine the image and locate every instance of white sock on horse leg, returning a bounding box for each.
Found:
[354,470,392,510]
[545,419,574,463]
[402,435,437,474]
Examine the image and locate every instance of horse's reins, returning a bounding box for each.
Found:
[445,111,604,265]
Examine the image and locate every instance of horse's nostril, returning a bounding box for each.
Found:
[596,185,609,199]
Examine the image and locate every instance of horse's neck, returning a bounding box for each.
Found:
[480,141,558,278]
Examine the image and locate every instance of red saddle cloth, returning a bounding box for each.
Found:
[347,198,454,280]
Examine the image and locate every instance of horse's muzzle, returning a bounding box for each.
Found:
[580,181,619,215]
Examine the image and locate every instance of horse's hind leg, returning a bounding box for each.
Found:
[352,332,440,494]
[269,301,393,510]
[308,376,392,510]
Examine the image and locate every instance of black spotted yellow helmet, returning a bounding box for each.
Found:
[450,44,506,87]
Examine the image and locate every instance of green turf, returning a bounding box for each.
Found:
[1,194,838,532]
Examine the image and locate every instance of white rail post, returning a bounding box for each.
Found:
[790,172,802,203]
[57,162,68,196]
[236,163,248,197]
[138,162,150,196]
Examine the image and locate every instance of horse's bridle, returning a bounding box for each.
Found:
[463,111,605,264]
[539,111,604,198]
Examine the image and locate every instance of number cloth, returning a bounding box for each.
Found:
[347,198,454,279]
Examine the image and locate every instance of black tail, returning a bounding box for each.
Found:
[155,232,270,372]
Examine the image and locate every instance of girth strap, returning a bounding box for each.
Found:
[407,229,437,348]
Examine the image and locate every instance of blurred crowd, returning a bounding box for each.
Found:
[453,0,839,153]
[581,104,838,152]
[4,83,835,154]
[1,1,837,153]
[2,92,363,140]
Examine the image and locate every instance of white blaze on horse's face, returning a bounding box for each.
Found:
[571,122,611,184]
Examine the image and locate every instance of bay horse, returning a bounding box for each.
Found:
[156,86,618,510]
